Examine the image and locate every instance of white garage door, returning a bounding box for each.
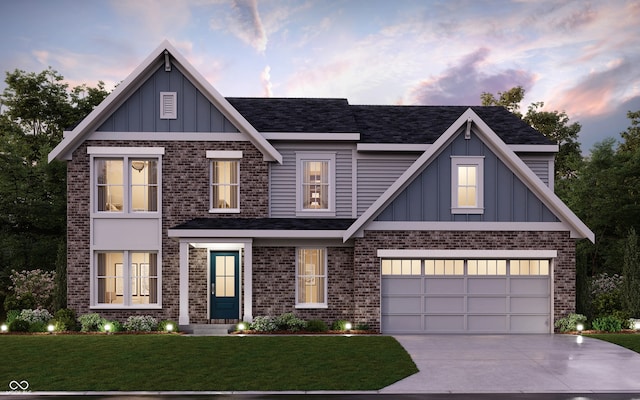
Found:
[381,259,551,334]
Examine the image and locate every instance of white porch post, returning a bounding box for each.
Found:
[243,240,253,322]
[178,241,190,325]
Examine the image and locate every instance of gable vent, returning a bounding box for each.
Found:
[160,92,177,119]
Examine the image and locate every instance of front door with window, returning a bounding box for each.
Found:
[210,252,240,319]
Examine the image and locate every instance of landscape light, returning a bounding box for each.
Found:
[634,320,640,331]
[1,324,7,333]
[576,323,584,333]
[237,322,246,331]
[47,324,55,333]
[344,322,352,331]
[166,323,174,332]
[104,323,112,333]
[576,335,584,344]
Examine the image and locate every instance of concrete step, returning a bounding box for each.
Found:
[181,324,234,336]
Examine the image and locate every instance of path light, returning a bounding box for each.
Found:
[104,323,112,334]
[344,322,352,331]
[166,323,174,333]
[47,324,55,334]
[576,323,584,334]
[634,320,640,331]
[237,322,246,331]
[1,324,7,333]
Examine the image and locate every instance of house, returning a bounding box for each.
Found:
[49,41,594,334]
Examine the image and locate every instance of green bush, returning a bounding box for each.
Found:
[78,313,107,332]
[123,315,158,332]
[331,320,351,331]
[52,308,78,332]
[554,313,587,332]
[158,320,178,332]
[9,318,30,332]
[305,319,328,332]
[276,313,307,332]
[6,310,20,325]
[28,321,48,333]
[103,320,122,333]
[592,315,624,332]
[355,323,370,331]
[250,316,278,332]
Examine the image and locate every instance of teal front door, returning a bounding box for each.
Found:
[210,251,240,319]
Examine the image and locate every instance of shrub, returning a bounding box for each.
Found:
[275,313,307,332]
[6,310,20,325]
[305,319,328,332]
[52,308,79,332]
[331,320,351,331]
[19,308,53,325]
[592,315,624,332]
[8,319,30,332]
[103,320,122,333]
[158,320,178,332]
[7,269,55,310]
[250,316,278,332]
[28,321,48,333]
[355,323,370,331]
[78,313,107,332]
[123,315,158,332]
[554,313,587,332]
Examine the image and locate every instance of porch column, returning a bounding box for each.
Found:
[178,241,190,325]
[243,240,253,322]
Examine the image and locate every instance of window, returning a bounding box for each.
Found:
[424,260,464,275]
[210,160,239,211]
[451,156,484,214]
[468,260,507,275]
[96,252,158,306]
[510,259,550,275]
[296,153,335,215]
[95,157,159,213]
[381,259,421,275]
[296,248,327,307]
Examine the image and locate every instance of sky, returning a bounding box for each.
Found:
[1,0,639,153]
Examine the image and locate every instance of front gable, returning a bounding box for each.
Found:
[376,129,558,223]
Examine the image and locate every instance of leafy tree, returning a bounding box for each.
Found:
[622,227,640,317]
[618,110,640,154]
[0,68,108,313]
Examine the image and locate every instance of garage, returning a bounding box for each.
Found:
[381,256,552,334]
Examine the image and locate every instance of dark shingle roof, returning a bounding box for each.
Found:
[226,97,554,146]
[171,218,356,231]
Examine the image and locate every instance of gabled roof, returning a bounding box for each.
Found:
[343,108,594,243]
[48,40,282,163]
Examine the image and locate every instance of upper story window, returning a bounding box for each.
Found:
[89,147,164,214]
[451,156,484,214]
[207,150,242,213]
[296,153,335,216]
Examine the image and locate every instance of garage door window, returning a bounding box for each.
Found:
[425,259,464,275]
[467,260,507,275]
[510,259,549,275]
[381,259,421,275]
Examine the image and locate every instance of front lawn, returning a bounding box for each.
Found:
[0,335,417,391]
[586,333,640,353]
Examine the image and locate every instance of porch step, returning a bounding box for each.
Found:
[182,324,235,336]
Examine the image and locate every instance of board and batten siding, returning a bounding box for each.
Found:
[269,143,354,218]
[356,153,420,216]
[97,63,239,133]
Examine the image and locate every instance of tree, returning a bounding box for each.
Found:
[0,68,108,314]
[622,228,640,317]
[618,110,640,154]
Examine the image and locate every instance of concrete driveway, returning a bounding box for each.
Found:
[382,334,640,394]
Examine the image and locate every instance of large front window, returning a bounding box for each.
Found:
[296,248,327,308]
[211,160,239,211]
[96,252,158,306]
[95,157,159,212]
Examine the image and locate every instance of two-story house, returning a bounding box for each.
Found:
[49,41,593,334]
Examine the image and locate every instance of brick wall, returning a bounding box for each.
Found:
[354,230,577,331]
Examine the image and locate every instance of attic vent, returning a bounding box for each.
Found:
[160,92,177,119]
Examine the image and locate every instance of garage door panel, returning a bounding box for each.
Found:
[425,278,464,293]
[467,278,507,294]
[425,315,464,331]
[382,277,422,294]
[510,278,549,295]
[383,315,422,332]
[468,315,507,332]
[510,315,549,333]
[383,296,422,313]
[510,297,550,313]
[425,297,464,313]
[468,297,507,313]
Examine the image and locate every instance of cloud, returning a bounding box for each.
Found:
[260,65,273,97]
[110,0,192,37]
[226,0,267,53]
[405,48,537,105]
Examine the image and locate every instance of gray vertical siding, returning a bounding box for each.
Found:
[97,63,239,133]
[269,143,354,218]
[376,130,559,222]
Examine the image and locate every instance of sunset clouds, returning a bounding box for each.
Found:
[0,0,638,151]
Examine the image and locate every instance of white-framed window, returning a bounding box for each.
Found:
[91,148,162,214]
[207,151,242,213]
[296,153,335,216]
[95,251,159,307]
[296,248,327,308]
[451,156,484,214]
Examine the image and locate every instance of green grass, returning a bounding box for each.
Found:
[0,335,417,391]
[586,333,640,353]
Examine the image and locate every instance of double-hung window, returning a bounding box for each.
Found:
[207,151,242,213]
[451,156,484,214]
[296,153,335,216]
[96,251,159,306]
[296,248,327,308]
